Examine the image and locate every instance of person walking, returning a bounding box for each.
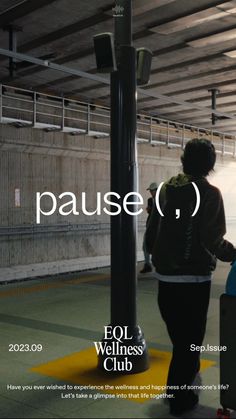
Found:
[140,182,157,274]
[146,138,236,415]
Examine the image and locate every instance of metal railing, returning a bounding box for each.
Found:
[1,84,236,157]
[0,222,148,238]
[0,223,111,238]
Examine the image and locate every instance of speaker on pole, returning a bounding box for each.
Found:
[93,33,117,73]
[136,47,153,86]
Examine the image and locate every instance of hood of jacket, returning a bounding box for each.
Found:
[162,173,206,210]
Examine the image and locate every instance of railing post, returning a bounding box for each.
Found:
[167,121,169,146]
[150,116,153,144]
[222,134,225,156]
[0,84,2,123]
[87,104,90,134]
[182,124,185,149]
[33,91,37,127]
[61,97,65,131]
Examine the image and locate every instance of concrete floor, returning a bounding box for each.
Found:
[0,262,235,419]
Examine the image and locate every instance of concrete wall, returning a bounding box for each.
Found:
[0,123,236,280]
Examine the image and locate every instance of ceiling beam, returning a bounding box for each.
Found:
[189,90,236,103]
[2,47,236,123]
[161,102,236,119]
[3,46,95,82]
[173,111,236,122]
[160,98,236,112]
[186,23,236,48]
[133,0,177,15]
[0,29,152,85]
[0,48,110,84]
[150,46,236,75]
[65,83,106,97]
[140,92,236,113]
[163,77,236,98]
[52,50,236,97]
[51,47,236,96]
[141,101,192,112]
[150,2,236,35]
[137,88,236,114]
[147,0,235,32]
[105,0,177,17]
[19,12,111,53]
[146,63,236,92]
[37,75,78,89]
[33,47,233,97]
[0,0,58,28]
[35,68,99,90]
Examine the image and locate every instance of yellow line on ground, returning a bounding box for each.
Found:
[66,274,109,285]
[0,274,109,298]
[31,347,216,404]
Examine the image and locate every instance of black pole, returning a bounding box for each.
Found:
[8,25,17,78]
[110,47,137,328]
[114,0,132,46]
[98,0,149,374]
[209,88,219,126]
[3,24,22,78]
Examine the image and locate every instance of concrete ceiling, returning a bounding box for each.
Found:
[2,0,236,133]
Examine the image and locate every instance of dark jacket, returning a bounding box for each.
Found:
[146,174,236,276]
[146,197,153,226]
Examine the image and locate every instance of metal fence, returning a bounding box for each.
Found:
[1,84,236,156]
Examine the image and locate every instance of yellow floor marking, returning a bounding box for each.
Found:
[31,347,215,404]
[66,274,109,285]
[0,274,109,298]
